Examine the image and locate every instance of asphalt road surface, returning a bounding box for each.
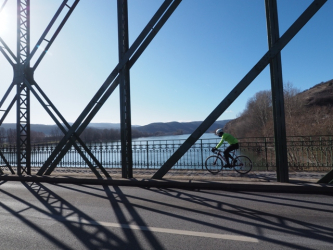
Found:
[0,181,332,250]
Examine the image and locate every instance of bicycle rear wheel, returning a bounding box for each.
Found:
[233,155,252,174]
[205,155,223,175]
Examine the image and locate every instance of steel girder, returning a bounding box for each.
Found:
[0,0,181,177]
[0,0,103,176]
[1,0,325,182]
[265,0,289,183]
[118,0,133,178]
[16,0,31,175]
[37,0,182,176]
[24,0,110,178]
[152,0,327,180]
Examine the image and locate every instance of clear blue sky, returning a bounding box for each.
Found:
[0,0,332,126]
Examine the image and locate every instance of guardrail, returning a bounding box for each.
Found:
[0,135,332,172]
[236,135,333,171]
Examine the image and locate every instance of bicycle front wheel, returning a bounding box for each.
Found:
[205,155,223,175]
[233,155,252,174]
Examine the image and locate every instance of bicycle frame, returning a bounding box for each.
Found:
[205,149,252,174]
[214,150,236,165]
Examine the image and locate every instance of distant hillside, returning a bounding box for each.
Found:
[0,120,231,136]
[296,80,333,106]
[225,79,333,137]
[0,123,121,135]
[0,124,59,135]
[134,120,231,135]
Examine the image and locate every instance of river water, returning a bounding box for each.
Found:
[67,133,221,169]
[133,133,218,142]
[1,133,223,170]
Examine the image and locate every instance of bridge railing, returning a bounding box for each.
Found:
[0,135,332,172]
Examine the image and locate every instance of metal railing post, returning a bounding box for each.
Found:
[146,141,149,169]
[200,139,204,170]
[265,137,268,170]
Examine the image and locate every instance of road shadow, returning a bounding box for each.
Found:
[49,183,333,249]
[0,182,163,249]
[1,182,332,249]
[139,187,333,249]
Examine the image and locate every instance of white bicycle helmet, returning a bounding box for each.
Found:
[215,128,224,137]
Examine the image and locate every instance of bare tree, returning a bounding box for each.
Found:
[237,90,272,137]
[7,128,16,145]
[50,127,62,142]
[283,82,302,135]
[31,131,46,144]
[226,81,333,138]
[0,127,6,144]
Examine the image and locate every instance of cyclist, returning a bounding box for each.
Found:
[212,128,239,167]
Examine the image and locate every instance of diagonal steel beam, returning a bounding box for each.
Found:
[43,0,182,176]
[31,81,109,178]
[0,79,15,176]
[318,169,333,184]
[0,0,8,14]
[152,0,327,179]
[14,0,108,177]
[0,93,17,125]
[0,149,15,174]
[18,0,104,176]
[32,0,80,71]
[0,46,15,66]
[23,0,103,174]
[23,79,108,179]
[25,0,69,68]
[0,0,83,175]
[0,88,22,173]
[0,82,15,108]
[0,37,17,62]
[38,0,182,176]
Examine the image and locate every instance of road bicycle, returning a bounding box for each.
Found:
[205,149,252,175]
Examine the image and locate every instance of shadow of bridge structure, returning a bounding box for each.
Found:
[0,181,332,249]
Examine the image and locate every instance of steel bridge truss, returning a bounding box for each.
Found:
[0,0,331,183]
[0,0,182,178]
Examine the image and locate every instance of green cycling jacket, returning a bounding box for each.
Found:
[216,133,238,149]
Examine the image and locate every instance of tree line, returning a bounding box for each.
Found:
[0,127,152,145]
[225,82,333,138]
[2,81,331,145]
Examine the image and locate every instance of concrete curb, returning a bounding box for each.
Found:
[0,175,332,194]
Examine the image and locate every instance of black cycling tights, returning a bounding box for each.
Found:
[224,143,239,164]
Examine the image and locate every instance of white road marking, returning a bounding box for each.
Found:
[66,217,258,242]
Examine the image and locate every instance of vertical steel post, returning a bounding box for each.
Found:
[16,0,31,175]
[117,0,133,178]
[153,0,326,179]
[265,0,289,182]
